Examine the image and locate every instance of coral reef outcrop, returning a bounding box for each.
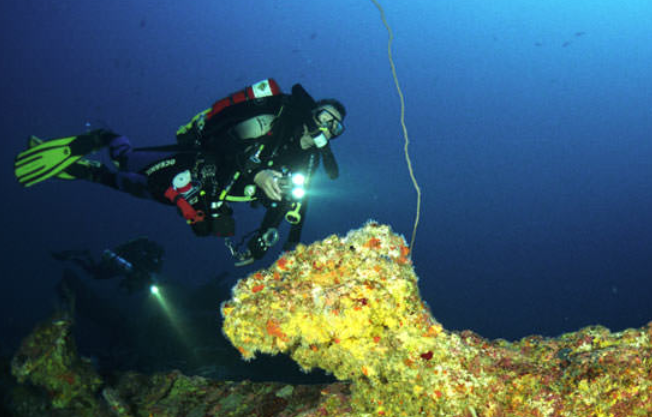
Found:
[6,222,652,416]
[222,222,652,416]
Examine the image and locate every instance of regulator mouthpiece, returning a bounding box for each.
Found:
[312,132,328,149]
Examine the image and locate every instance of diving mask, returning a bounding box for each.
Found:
[309,108,345,148]
[314,108,345,138]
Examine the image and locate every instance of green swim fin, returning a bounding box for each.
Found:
[14,130,108,187]
[26,136,102,181]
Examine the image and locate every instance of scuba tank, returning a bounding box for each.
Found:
[176,79,283,149]
[102,249,133,275]
[207,79,281,119]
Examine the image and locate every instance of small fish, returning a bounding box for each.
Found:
[574,31,585,37]
[562,41,571,47]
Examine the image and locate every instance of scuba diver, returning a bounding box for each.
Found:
[51,237,165,294]
[15,79,346,266]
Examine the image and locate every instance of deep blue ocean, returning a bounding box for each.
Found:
[1,0,651,382]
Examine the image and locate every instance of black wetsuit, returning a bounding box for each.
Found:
[94,84,338,257]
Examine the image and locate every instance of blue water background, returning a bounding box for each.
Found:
[1,0,651,379]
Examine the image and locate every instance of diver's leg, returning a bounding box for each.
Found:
[68,163,118,190]
[17,130,118,186]
[108,135,172,171]
[113,171,151,199]
[106,135,177,199]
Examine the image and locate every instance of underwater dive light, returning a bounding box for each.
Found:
[290,173,306,199]
[147,284,188,343]
[278,172,306,200]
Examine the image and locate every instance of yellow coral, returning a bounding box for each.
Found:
[221,222,652,417]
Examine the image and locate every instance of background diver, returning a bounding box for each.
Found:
[15,79,346,266]
[52,237,165,294]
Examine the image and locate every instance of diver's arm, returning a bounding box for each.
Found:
[254,169,283,201]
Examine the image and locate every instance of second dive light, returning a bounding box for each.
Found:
[278,172,306,200]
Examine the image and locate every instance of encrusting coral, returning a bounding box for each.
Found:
[7,222,652,416]
[10,314,106,416]
[222,221,652,417]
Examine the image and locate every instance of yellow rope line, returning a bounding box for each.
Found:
[369,0,422,251]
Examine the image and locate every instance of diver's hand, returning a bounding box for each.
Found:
[254,170,283,201]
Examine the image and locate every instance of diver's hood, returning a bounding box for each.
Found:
[290,83,339,180]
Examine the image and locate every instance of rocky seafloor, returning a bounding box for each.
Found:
[4,223,651,416]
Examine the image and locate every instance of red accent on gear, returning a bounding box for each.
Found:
[177,183,193,193]
[206,78,282,120]
[164,187,205,224]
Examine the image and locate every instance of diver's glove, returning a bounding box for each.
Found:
[254,169,283,201]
